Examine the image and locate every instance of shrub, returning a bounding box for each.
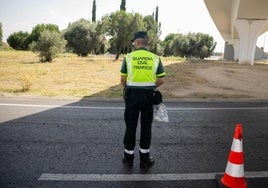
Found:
[31,30,66,62]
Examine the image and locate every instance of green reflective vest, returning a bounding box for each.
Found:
[125,50,160,87]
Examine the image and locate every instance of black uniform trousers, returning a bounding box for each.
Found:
[123,89,154,151]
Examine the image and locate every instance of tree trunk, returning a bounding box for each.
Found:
[115,43,123,60]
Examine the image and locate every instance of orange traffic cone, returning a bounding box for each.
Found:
[219,124,247,188]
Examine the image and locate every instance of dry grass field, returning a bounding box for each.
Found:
[0,50,268,100]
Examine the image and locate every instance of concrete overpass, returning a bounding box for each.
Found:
[204,0,268,65]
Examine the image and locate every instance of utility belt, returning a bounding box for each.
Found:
[123,88,162,105]
[127,88,153,93]
[123,88,154,100]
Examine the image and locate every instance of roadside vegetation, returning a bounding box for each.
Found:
[1,50,268,100]
[0,50,183,98]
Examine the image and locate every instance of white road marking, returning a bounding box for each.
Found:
[38,171,268,181]
[1,103,268,110]
[167,107,268,111]
[0,103,123,110]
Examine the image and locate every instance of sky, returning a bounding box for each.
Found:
[1,0,267,52]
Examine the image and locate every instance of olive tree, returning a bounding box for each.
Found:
[101,11,145,59]
[63,19,106,56]
[7,31,30,50]
[31,30,66,62]
[163,32,216,58]
[28,23,60,44]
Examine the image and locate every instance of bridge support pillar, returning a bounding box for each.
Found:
[232,39,239,61]
[234,19,267,65]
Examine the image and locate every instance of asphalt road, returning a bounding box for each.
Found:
[0,97,268,188]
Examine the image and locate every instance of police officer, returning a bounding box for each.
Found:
[120,31,165,167]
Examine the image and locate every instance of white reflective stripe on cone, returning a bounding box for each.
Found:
[231,138,243,152]
[225,161,245,177]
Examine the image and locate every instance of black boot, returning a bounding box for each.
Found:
[139,151,154,168]
[123,152,134,167]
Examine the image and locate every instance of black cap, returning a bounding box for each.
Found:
[131,31,148,42]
